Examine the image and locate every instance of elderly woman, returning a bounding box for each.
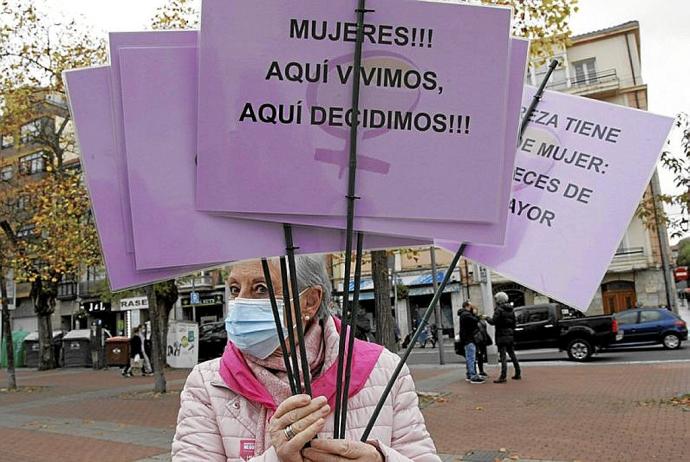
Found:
[173,256,439,462]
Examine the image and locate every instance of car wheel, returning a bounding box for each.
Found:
[662,333,681,350]
[567,338,593,361]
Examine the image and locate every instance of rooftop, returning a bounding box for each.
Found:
[572,20,640,42]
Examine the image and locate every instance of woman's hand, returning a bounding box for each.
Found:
[302,439,384,462]
[269,394,330,462]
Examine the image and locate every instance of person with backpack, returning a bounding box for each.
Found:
[485,292,522,383]
[458,301,485,384]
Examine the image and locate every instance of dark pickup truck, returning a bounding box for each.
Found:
[512,303,620,361]
[455,303,621,361]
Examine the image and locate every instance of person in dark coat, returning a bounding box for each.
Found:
[485,292,521,383]
[458,301,484,384]
[122,327,144,377]
[475,313,492,377]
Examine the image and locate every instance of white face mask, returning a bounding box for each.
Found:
[225,298,286,359]
[224,289,314,359]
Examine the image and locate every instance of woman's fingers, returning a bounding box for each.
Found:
[286,417,326,451]
[273,395,328,430]
[273,394,312,420]
[289,403,330,435]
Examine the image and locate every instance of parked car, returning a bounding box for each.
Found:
[455,303,620,361]
[198,321,228,362]
[610,308,688,349]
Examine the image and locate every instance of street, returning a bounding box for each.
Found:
[1,358,689,462]
[407,339,690,366]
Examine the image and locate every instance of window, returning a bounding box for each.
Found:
[616,311,639,325]
[20,119,48,145]
[15,224,36,239]
[640,310,663,323]
[1,165,12,181]
[535,57,566,88]
[526,308,551,323]
[1,134,13,150]
[572,58,598,85]
[19,151,47,175]
[515,309,529,325]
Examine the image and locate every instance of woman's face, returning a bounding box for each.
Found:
[227,260,324,349]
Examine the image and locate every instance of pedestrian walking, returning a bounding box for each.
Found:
[485,292,521,383]
[429,323,438,349]
[138,326,154,376]
[458,301,484,384]
[122,327,145,377]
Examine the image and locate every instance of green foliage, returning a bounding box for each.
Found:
[677,238,690,267]
[658,113,690,240]
[481,0,578,62]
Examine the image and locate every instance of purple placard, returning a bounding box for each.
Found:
[197,0,513,222]
[64,66,221,290]
[438,87,674,310]
[108,30,198,254]
[118,45,427,270]
[224,38,529,244]
[113,35,527,252]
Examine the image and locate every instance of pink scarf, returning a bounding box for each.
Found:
[219,316,383,454]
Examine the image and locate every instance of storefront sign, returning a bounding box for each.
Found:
[181,293,224,307]
[83,301,112,313]
[119,296,149,310]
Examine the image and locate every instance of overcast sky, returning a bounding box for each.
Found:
[47,0,690,239]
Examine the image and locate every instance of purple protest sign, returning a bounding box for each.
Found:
[64,66,222,290]
[197,0,513,223]
[113,33,526,248]
[108,30,198,254]
[438,88,674,310]
[118,44,427,270]
[225,38,529,244]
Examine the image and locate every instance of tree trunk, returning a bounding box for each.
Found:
[1,269,17,390]
[146,286,167,393]
[37,313,55,370]
[372,250,397,352]
[32,279,57,370]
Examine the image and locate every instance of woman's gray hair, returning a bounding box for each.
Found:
[294,255,333,320]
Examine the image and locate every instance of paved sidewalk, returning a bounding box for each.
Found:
[1,360,689,462]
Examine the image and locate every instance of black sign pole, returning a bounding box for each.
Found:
[280,255,303,394]
[261,258,298,395]
[333,0,371,439]
[338,231,364,438]
[284,224,312,396]
[361,59,561,441]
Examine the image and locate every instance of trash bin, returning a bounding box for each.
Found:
[22,331,63,368]
[62,329,92,367]
[105,336,130,367]
[1,330,29,368]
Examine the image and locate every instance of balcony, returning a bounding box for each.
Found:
[177,275,214,290]
[547,69,620,98]
[609,246,648,273]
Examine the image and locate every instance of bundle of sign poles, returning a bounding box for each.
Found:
[257,0,559,441]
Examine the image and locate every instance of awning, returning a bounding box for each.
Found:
[344,270,460,292]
